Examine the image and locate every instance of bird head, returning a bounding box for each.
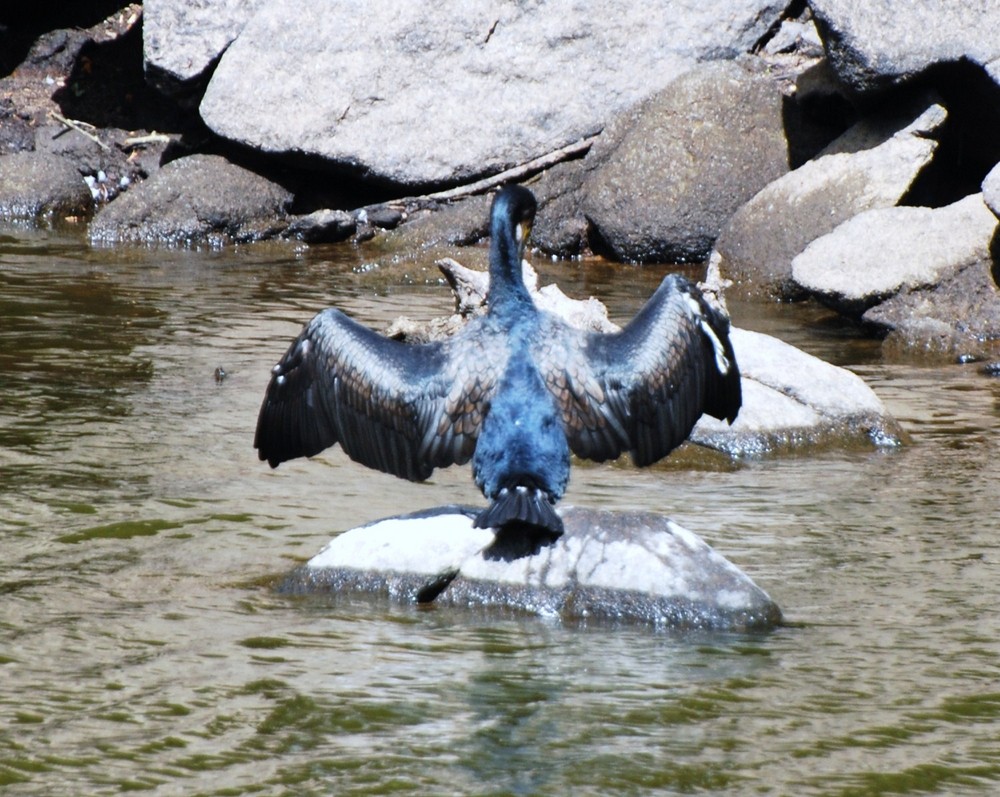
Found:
[491,184,537,262]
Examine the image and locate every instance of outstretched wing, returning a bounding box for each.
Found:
[254,309,503,480]
[540,274,741,466]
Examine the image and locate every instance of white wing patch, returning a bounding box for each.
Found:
[684,294,730,375]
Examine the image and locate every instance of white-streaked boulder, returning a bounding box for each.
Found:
[281,506,782,630]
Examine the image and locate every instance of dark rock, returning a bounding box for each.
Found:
[361,205,404,230]
[0,1,132,76]
[89,153,293,245]
[31,122,159,207]
[285,209,356,243]
[22,27,94,76]
[530,156,605,257]
[34,122,121,175]
[0,151,93,220]
[280,505,783,631]
[864,259,1000,358]
[0,100,36,155]
[581,61,790,263]
[380,195,492,254]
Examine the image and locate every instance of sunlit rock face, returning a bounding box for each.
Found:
[280,506,783,631]
[808,0,1000,96]
[193,0,786,188]
[715,100,947,300]
[581,61,791,264]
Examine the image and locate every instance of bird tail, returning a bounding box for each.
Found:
[473,485,564,535]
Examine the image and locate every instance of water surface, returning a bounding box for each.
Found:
[2,225,1000,795]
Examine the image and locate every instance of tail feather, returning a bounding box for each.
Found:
[473,485,564,535]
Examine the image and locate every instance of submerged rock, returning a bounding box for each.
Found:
[693,328,901,454]
[280,505,782,630]
[864,258,1000,358]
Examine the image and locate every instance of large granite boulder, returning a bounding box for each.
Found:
[791,193,998,317]
[580,61,790,264]
[89,154,293,245]
[0,150,93,221]
[195,0,787,187]
[143,0,267,95]
[715,99,946,299]
[280,505,783,630]
[809,0,1000,96]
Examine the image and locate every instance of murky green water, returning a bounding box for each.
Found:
[2,224,1000,796]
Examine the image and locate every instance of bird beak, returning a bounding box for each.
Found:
[516,221,532,247]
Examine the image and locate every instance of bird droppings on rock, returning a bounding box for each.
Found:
[279,505,783,631]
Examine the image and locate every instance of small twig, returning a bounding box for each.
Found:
[409,134,601,205]
[123,132,173,148]
[50,111,110,151]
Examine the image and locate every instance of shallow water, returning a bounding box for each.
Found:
[2,225,1000,796]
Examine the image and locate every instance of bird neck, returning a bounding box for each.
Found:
[488,218,533,313]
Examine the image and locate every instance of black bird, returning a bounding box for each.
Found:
[255,184,741,547]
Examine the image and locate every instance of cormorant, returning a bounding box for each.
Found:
[255,184,741,550]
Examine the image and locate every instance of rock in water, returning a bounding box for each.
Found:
[279,506,782,631]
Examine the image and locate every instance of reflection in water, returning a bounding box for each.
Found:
[1,225,1000,794]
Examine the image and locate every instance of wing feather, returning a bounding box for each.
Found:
[538,274,741,466]
[254,308,503,480]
